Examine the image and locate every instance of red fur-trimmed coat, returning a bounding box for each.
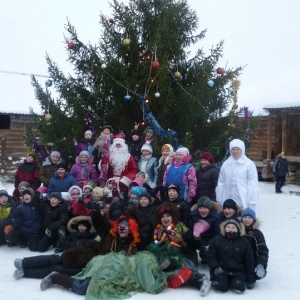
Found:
[107,155,138,190]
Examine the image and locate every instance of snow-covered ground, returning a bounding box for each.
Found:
[1,181,300,299]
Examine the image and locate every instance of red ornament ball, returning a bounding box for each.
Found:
[151,60,160,70]
[67,42,74,50]
[90,69,95,75]
[108,18,114,24]
[217,67,224,75]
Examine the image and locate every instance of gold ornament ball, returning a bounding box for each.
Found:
[174,71,181,79]
[122,38,130,46]
[45,113,53,122]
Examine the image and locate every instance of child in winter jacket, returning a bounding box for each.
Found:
[241,208,269,280]
[136,192,155,250]
[82,184,93,205]
[73,130,95,158]
[163,147,197,204]
[189,196,220,263]
[38,151,64,193]
[70,151,98,188]
[47,163,79,195]
[63,216,96,250]
[0,190,17,245]
[207,219,256,293]
[68,186,90,217]
[137,143,158,190]
[13,152,40,203]
[166,184,190,226]
[6,188,40,251]
[37,191,69,253]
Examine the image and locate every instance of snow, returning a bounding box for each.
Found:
[1,181,300,299]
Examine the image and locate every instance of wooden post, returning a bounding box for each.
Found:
[267,114,272,159]
[282,112,287,152]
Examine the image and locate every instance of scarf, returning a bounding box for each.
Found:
[80,163,89,180]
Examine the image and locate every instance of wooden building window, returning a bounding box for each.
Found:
[0,114,11,129]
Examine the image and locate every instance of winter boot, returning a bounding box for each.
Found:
[200,275,211,297]
[188,272,211,297]
[13,268,24,280]
[14,258,23,269]
[40,272,74,291]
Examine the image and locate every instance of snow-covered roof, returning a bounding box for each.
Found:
[0,110,32,115]
[263,102,300,110]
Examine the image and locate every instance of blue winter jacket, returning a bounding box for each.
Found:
[12,202,40,234]
[47,173,79,195]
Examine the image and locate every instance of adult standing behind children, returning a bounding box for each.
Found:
[272,151,289,193]
[196,152,219,202]
[163,147,197,204]
[216,139,259,211]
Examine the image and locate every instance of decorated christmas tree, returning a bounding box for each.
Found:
[26,0,256,164]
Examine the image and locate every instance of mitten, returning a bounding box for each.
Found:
[193,220,210,239]
[247,282,255,290]
[255,264,266,278]
[45,228,52,237]
[213,267,223,276]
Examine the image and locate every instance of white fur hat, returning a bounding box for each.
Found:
[229,139,245,154]
[141,142,153,153]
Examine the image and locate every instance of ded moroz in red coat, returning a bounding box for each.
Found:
[106,134,138,191]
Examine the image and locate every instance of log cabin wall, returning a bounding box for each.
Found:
[0,113,35,181]
[247,107,300,185]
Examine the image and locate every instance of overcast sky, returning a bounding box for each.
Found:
[0,0,299,116]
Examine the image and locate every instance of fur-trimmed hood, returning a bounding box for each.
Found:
[68,185,83,198]
[219,219,245,237]
[243,219,262,230]
[67,215,95,233]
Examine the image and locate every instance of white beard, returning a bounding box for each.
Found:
[109,143,130,175]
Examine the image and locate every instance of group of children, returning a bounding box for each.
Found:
[0,125,270,296]
[1,178,269,296]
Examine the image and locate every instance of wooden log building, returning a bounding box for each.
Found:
[247,106,300,184]
[0,112,35,181]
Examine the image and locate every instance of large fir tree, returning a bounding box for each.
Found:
[27,0,253,164]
